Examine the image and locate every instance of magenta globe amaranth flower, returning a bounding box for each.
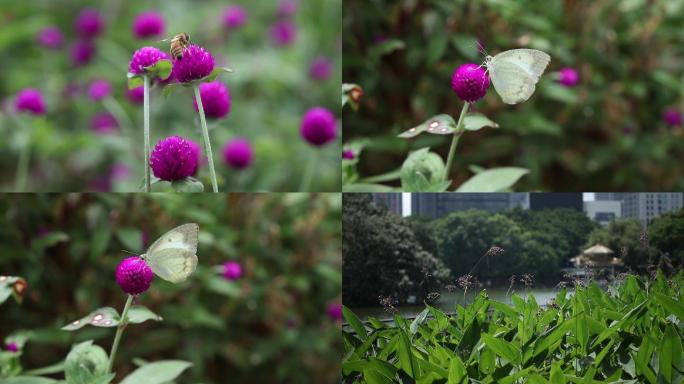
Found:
[342,150,355,160]
[451,63,489,103]
[278,0,298,17]
[5,343,18,353]
[71,40,96,66]
[558,67,580,87]
[90,112,118,134]
[222,261,242,280]
[127,86,144,104]
[309,57,333,81]
[150,136,199,181]
[663,108,682,126]
[115,256,153,295]
[15,88,46,116]
[193,81,231,119]
[171,44,215,83]
[75,9,105,38]
[187,138,204,174]
[133,11,165,39]
[222,6,248,29]
[270,20,297,46]
[301,107,337,146]
[222,138,254,169]
[326,303,342,321]
[87,79,112,101]
[37,26,64,49]
[129,46,168,78]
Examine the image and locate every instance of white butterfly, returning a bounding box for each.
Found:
[485,48,551,105]
[141,223,199,284]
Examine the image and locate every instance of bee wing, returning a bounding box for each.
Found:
[158,38,173,43]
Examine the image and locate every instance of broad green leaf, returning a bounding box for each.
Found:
[143,59,172,80]
[400,148,447,192]
[591,299,648,347]
[447,355,466,383]
[532,317,576,359]
[463,113,499,131]
[202,67,233,83]
[342,183,396,192]
[115,228,142,252]
[543,82,578,104]
[652,292,684,322]
[456,167,529,192]
[410,308,429,334]
[205,275,241,297]
[126,306,163,324]
[171,177,205,193]
[358,168,402,184]
[397,330,416,378]
[162,82,185,97]
[451,35,479,60]
[363,368,394,384]
[481,332,521,365]
[64,340,110,384]
[127,73,144,90]
[550,361,566,384]
[369,39,405,59]
[397,114,458,138]
[119,360,192,384]
[659,324,682,383]
[3,378,59,384]
[343,305,368,340]
[62,307,120,330]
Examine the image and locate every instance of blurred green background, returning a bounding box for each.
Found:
[0,0,341,192]
[343,0,684,191]
[0,193,342,383]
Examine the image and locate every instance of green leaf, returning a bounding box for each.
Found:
[126,306,163,324]
[543,82,578,104]
[115,228,142,252]
[343,305,368,340]
[591,299,648,348]
[342,183,396,192]
[205,275,241,297]
[358,168,402,184]
[397,330,416,378]
[652,292,684,322]
[456,167,529,192]
[369,39,405,60]
[119,360,192,384]
[410,308,429,334]
[162,82,184,98]
[171,177,204,193]
[64,340,110,384]
[659,324,682,383]
[400,148,447,192]
[463,113,499,131]
[363,368,394,384]
[202,67,233,83]
[481,332,521,365]
[143,59,172,80]
[62,307,120,330]
[532,317,576,359]
[550,361,566,384]
[448,355,466,383]
[397,114,458,138]
[2,378,59,384]
[451,35,480,60]
[127,73,144,90]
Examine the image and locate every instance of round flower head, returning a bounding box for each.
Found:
[129,46,168,78]
[451,63,489,103]
[558,67,580,87]
[222,261,242,280]
[278,0,298,17]
[127,85,144,104]
[74,9,105,38]
[326,303,342,321]
[187,138,204,173]
[300,107,337,146]
[193,81,231,119]
[269,20,297,46]
[90,112,119,134]
[71,40,96,66]
[663,108,682,126]
[150,136,199,181]
[132,11,165,39]
[222,138,254,169]
[309,56,333,81]
[5,343,18,353]
[171,44,215,83]
[37,26,64,49]
[15,88,46,116]
[87,79,111,101]
[222,5,248,29]
[342,150,355,160]
[115,256,153,295]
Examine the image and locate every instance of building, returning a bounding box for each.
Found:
[584,200,621,226]
[622,193,684,226]
[410,193,528,219]
[529,193,583,211]
[594,193,625,202]
[372,193,403,215]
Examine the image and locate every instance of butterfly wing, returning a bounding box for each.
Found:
[489,49,550,104]
[145,223,199,283]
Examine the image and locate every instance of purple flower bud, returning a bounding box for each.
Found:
[115,256,153,295]
[309,56,333,81]
[127,86,144,104]
[451,63,489,103]
[558,67,580,87]
[222,6,248,29]
[15,88,46,116]
[222,261,242,280]
[75,9,105,38]
[87,79,111,101]
[663,108,682,126]
[132,11,165,39]
[171,44,215,83]
[5,342,18,352]
[150,136,199,181]
[37,26,64,49]
[278,0,298,17]
[222,138,254,169]
[300,107,337,146]
[129,46,168,77]
[326,303,342,321]
[342,150,355,160]
[269,20,297,47]
[193,81,231,119]
[90,112,119,134]
[71,40,96,66]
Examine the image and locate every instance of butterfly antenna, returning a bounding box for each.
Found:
[121,249,137,255]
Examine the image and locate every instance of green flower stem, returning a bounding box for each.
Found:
[299,148,318,192]
[143,75,151,192]
[14,122,31,192]
[193,84,219,193]
[107,294,133,374]
[443,102,469,182]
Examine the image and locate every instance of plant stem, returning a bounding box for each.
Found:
[143,75,151,192]
[14,127,31,192]
[193,85,219,193]
[299,148,318,191]
[107,294,133,374]
[444,102,469,182]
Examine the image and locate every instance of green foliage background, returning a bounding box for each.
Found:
[0,193,342,383]
[343,0,684,191]
[0,0,341,192]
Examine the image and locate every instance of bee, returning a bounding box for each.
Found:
[161,33,190,60]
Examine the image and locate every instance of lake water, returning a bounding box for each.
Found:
[349,288,561,321]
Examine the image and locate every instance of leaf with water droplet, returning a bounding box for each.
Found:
[397,114,458,138]
[62,307,120,331]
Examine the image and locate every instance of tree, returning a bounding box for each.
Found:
[648,208,684,270]
[342,194,450,306]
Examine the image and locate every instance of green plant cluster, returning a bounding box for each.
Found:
[342,272,684,383]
